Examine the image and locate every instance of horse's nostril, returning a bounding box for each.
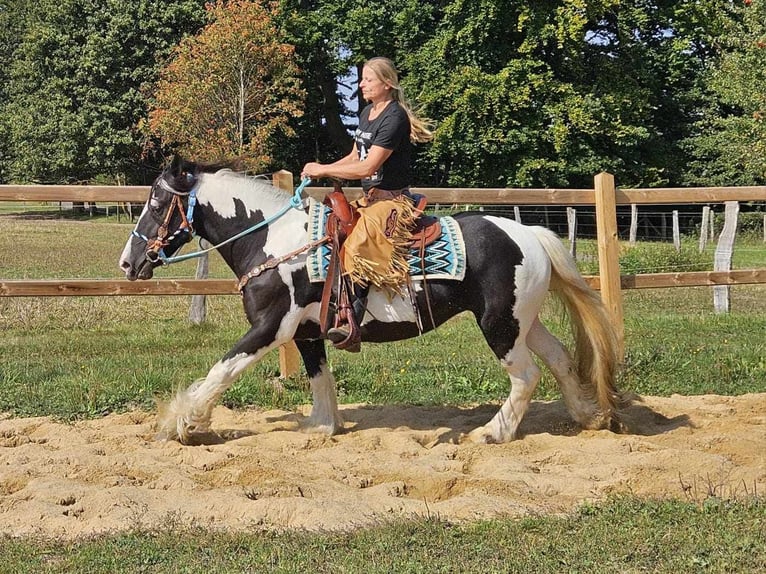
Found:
[119,259,132,272]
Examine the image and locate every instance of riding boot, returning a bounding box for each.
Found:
[328,285,368,352]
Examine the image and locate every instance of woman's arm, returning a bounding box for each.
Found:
[302,144,393,181]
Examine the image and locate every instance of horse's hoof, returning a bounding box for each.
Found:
[467,427,501,444]
[301,416,344,436]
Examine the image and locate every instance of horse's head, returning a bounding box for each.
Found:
[119,155,199,280]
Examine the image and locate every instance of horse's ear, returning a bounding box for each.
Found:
[165,155,197,193]
[169,154,184,175]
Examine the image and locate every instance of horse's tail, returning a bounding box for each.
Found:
[530,226,628,430]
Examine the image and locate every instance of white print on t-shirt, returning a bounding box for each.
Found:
[355,129,378,182]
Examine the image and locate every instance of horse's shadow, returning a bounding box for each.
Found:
[179,398,691,446]
[257,398,693,446]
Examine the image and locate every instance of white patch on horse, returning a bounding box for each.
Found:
[118,203,150,271]
[365,290,417,324]
[197,170,289,219]
[264,209,311,258]
[300,302,322,325]
[196,171,309,258]
[482,215,551,322]
[276,260,303,301]
[304,362,343,435]
[273,261,314,342]
[158,351,265,442]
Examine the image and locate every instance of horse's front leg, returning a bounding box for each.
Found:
[156,326,279,443]
[295,339,343,435]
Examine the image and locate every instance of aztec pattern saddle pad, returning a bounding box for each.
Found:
[306,198,466,283]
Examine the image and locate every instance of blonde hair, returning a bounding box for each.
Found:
[364,57,434,144]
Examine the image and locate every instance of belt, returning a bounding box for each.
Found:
[365,187,410,202]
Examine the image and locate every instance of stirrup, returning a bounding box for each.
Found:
[327,325,351,344]
[328,324,361,353]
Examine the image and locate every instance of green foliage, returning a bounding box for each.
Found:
[0,0,207,184]
[575,240,711,276]
[683,0,766,185]
[618,242,710,275]
[404,0,733,188]
[736,210,766,236]
[0,0,759,189]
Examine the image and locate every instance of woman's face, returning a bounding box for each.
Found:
[359,66,390,103]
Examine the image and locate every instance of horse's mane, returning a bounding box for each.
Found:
[194,159,240,174]
[201,168,291,203]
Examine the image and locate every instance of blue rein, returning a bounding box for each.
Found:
[132,177,311,265]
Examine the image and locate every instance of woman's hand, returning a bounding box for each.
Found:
[301,162,324,180]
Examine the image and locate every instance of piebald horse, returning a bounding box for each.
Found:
[119,156,628,444]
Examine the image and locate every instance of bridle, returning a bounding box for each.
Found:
[131,177,197,264]
[129,175,314,268]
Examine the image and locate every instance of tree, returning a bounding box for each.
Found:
[0,0,208,184]
[146,0,304,171]
[683,0,766,185]
[405,0,732,188]
[272,0,440,173]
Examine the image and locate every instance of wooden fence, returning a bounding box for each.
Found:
[1,173,765,369]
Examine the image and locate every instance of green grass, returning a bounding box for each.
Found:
[3,293,764,419]
[0,497,763,573]
[1,214,764,571]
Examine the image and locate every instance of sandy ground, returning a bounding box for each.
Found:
[1,393,764,540]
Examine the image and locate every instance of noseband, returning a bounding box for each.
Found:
[131,179,198,263]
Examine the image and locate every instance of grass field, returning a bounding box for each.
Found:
[0,498,763,573]
[1,214,764,572]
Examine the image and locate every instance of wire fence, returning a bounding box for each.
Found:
[2,198,764,279]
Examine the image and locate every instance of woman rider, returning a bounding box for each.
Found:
[302,56,433,351]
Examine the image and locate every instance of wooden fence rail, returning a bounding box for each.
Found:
[3,269,764,298]
[2,173,765,369]
[2,183,766,205]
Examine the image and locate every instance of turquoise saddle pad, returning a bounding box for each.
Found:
[306,199,466,283]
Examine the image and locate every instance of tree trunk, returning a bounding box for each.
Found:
[318,61,353,155]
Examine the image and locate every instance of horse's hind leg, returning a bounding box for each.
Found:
[295,339,343,435]
[526,318,600,428]
[468,340,542,444]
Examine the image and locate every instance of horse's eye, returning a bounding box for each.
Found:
[150,197,161,209]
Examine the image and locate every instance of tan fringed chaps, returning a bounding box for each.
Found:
[343,195,418,294]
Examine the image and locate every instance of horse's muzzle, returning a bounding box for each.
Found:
[119,257,155,281]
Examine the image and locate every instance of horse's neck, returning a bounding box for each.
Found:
[196,173,291,221]
[194,177,308,275]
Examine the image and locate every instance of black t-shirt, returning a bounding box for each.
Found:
[354,101,411,191]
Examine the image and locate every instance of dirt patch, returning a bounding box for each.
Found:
[1,394,764,539]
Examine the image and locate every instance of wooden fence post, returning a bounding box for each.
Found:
[272,170,302,379]
[699,206,710,252]
[188,240,210,325]
[672,210,681,252]
[629,204,638,246]
[713,201,739,314]
[566,207,577,258]
[594,172,625,361]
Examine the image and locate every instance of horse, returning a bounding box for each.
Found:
[119,156,629,444]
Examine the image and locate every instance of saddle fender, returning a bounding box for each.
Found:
[322,186,359,240]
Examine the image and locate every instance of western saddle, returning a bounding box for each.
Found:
[319,182,442,350]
